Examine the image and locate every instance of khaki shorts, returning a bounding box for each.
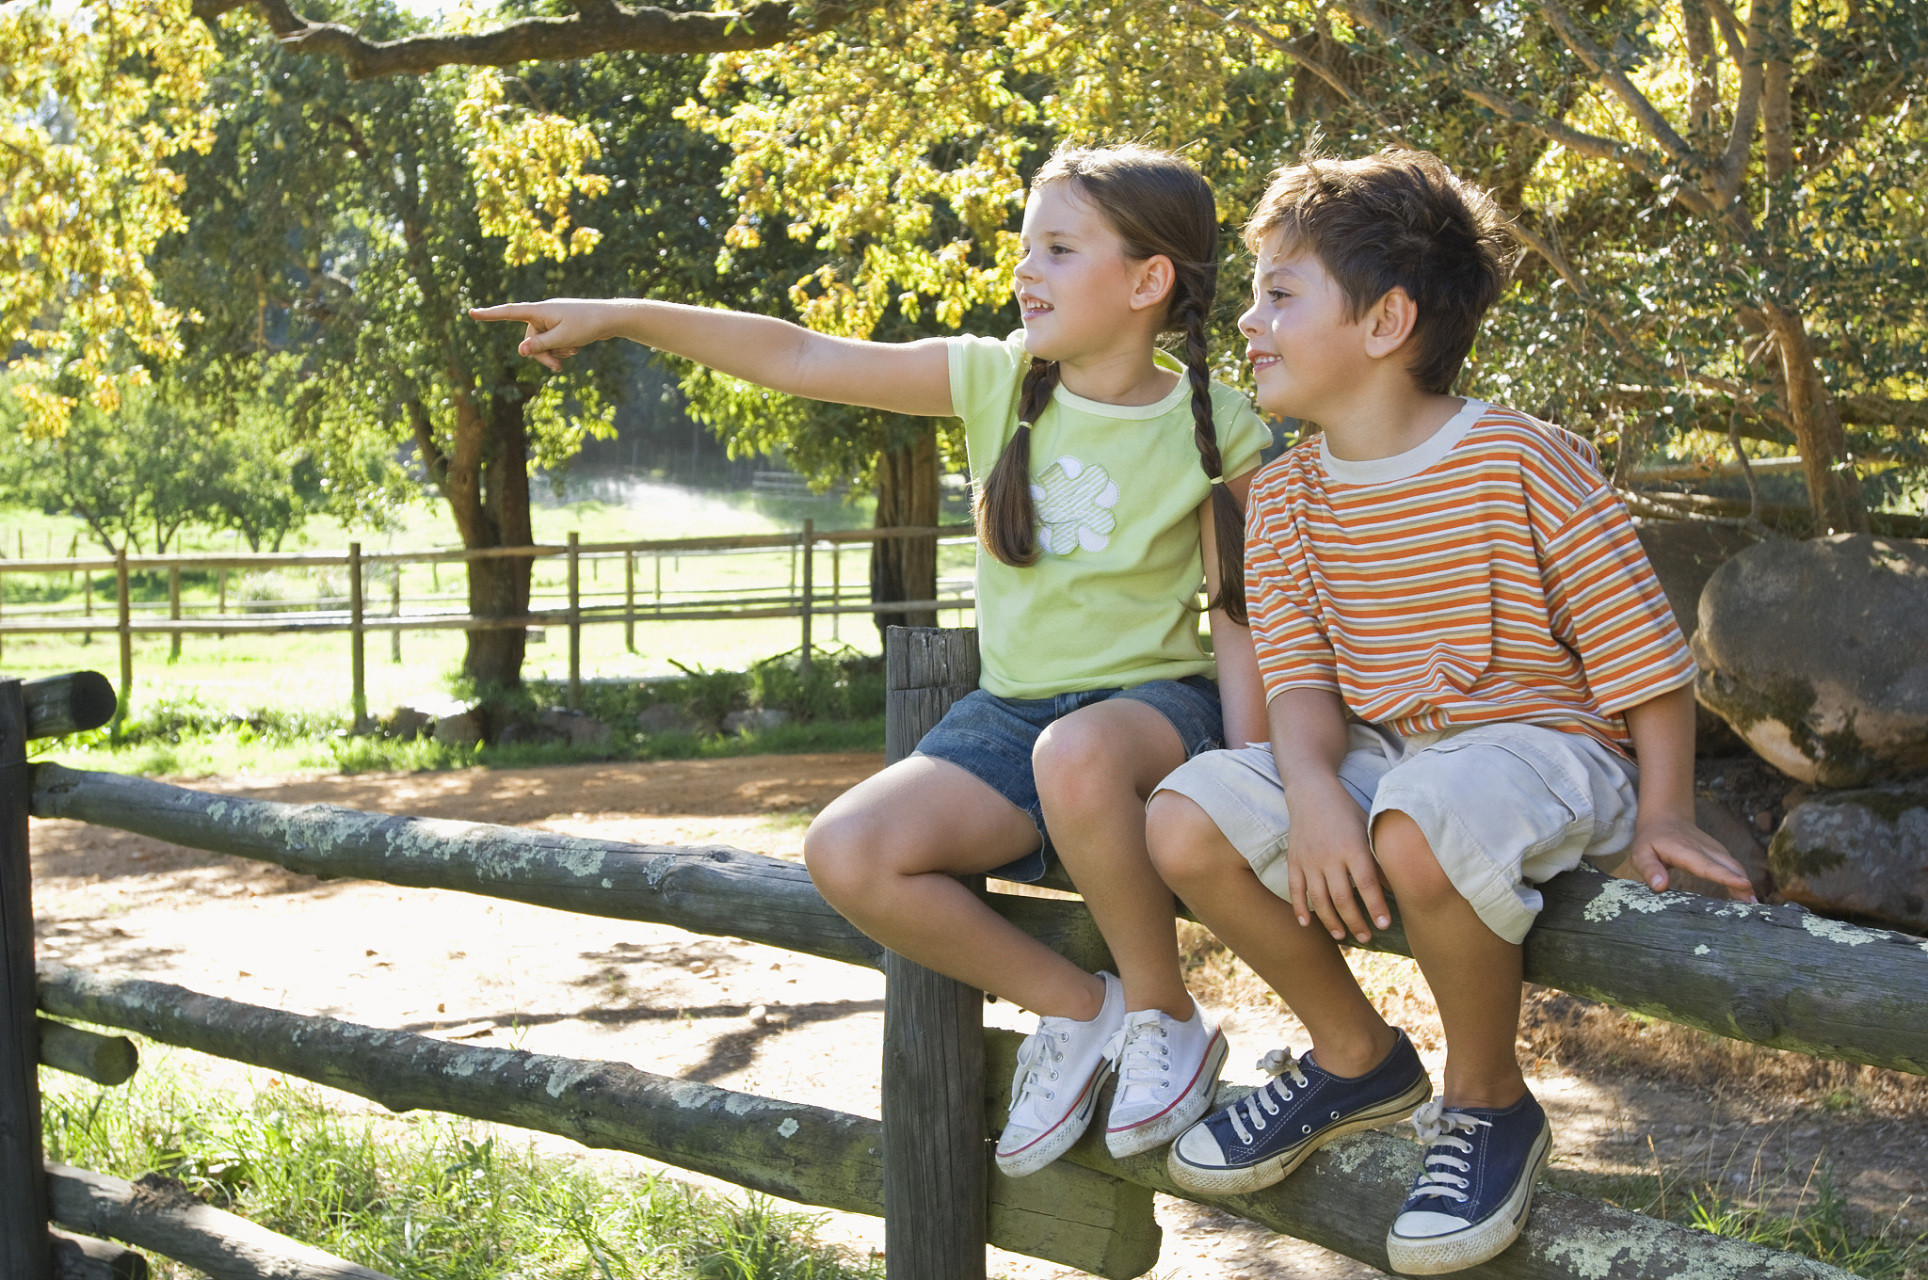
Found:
[1153,722,1640,944]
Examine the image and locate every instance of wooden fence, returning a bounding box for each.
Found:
[4,643,1920,1279]
[0,524,976,725]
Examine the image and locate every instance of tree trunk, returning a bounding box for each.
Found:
[871,424,940,637]
[1766,304,1868,534]
[462,394,535,688]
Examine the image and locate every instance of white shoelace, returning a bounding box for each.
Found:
[1225,1049,1311,1146]
[1011,1021,1072,1108]
[1406,1098,1490,1205]
[1103,1013,1172,1097]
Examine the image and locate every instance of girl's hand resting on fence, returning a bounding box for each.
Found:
[470,300,611,371]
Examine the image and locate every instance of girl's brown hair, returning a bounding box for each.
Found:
[974,144,1248,624]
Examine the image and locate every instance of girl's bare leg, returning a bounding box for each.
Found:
[804,755,1106,1019]
[1037,699,1193,1019]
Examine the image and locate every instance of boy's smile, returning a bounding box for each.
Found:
[1238,233,1365,423]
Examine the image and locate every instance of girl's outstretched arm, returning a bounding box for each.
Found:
[468,298,955,419]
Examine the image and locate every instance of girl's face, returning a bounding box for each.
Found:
[1012,181,1163,363]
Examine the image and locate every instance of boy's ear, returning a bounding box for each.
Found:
[1129,254,1177,313]
[1362,287,1420,359]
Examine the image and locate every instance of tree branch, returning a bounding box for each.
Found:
[1712,0,1768,204]
[198,0,875,78]
[1536,0,1704,173]
[1703,0,1750,67]
[1187,0,1423,149]
[1342,0,1678,192]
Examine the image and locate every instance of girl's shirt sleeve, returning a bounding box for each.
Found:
[946,332,1029,466]
[1213,385,1272,480]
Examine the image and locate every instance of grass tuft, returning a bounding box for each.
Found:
[43,1048,884,1280]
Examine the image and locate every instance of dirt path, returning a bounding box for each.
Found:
[30,756,1927,1278]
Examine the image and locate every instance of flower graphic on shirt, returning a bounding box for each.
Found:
[1029,455,1119,555]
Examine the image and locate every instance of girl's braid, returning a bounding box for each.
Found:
[1182,292,1248,624]
[974,356,1062,566]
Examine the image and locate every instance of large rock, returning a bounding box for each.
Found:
[1693,534,1928,785]
[1770,786,1928,932]
[537,707,612,748]
[1635,521,1760,756]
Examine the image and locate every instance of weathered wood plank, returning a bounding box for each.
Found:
[31,765,1928,1075]
[49,1229,149,1280]
[36,964,1158,1279]
[22,672,117,741]
[38,1017,139,1086]
[881,625,990,1280]
[0,680,52,1280]
[46,1163,398,1280]
[986,1031,1855,1280]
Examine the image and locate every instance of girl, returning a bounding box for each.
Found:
[472,144,1270,1176]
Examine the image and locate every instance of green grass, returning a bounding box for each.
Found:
[33,648,888,776]
[1546,1164,1927,1278]
[42,1048,884,1280]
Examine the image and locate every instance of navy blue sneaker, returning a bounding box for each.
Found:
[1385,1091,1552,1274]
[1167,1029,1431,1195]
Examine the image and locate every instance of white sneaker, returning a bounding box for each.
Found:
[995,972,1125,1177]
[1103,998,1228,1158]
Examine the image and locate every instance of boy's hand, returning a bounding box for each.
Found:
[469,300,606,371]
[1284,778,1390,943]
[1626,812,1757,901]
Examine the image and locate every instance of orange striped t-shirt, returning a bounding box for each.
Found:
[1245,399,1695,754]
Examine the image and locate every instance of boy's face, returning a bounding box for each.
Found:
[1237,231,1368,421]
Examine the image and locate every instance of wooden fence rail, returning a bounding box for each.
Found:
[0,525,976,722]
[1,653,1899,1279]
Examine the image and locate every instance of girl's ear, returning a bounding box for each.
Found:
[1362,287,1420,358]
[1129,254,1177,313]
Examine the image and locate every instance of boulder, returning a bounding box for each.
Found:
[722,707,790,736]
[636,702,699,735]
[1635,521,1761,755]
[1770,785,1928,933]
[1693,534,1928,785]
[537,707,612,748]
[381,705,434,741]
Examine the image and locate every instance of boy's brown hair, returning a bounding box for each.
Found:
[1244,148,1515,395]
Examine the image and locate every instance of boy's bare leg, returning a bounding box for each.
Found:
[1371,809,1527,1109]
[1146,791,1399,1076]
[1038,700,1194,1019]
[804,756,1106,1020]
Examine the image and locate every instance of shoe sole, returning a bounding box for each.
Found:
[1167,1075,1433,1196]
[994,1059,1114,1178]
[1105,1030,1230,1159]
[1384,1116,1552,1275]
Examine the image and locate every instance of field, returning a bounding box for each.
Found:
[0,474,977,730]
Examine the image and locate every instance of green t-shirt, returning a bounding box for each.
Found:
[948,331,1271,699]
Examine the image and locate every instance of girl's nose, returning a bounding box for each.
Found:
[1237,304,1261,337]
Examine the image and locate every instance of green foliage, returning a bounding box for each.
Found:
[42,1051,885,1279]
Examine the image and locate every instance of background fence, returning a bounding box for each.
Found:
[5,647,1922,1279]
[0,523,977,726]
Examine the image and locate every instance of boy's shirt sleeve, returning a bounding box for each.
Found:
[1245,465,1342,703]
[1538,485,1698,714]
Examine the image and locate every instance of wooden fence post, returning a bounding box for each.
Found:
[624,551,636,653]
[82,568,93,648]
[0,678,53,1280]
[167,565,182,663]
[114,550,132,728]
[799,521,814,675]
[567,532,582,711]
[882,627,985,1280]
[390,567,402,665]
[348,544,366,731]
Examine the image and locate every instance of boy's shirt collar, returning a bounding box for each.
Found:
[1318,398,1486,487]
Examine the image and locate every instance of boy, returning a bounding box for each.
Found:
[1143,150,1756,1275]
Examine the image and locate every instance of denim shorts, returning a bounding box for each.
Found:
[915,675,1224,884]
